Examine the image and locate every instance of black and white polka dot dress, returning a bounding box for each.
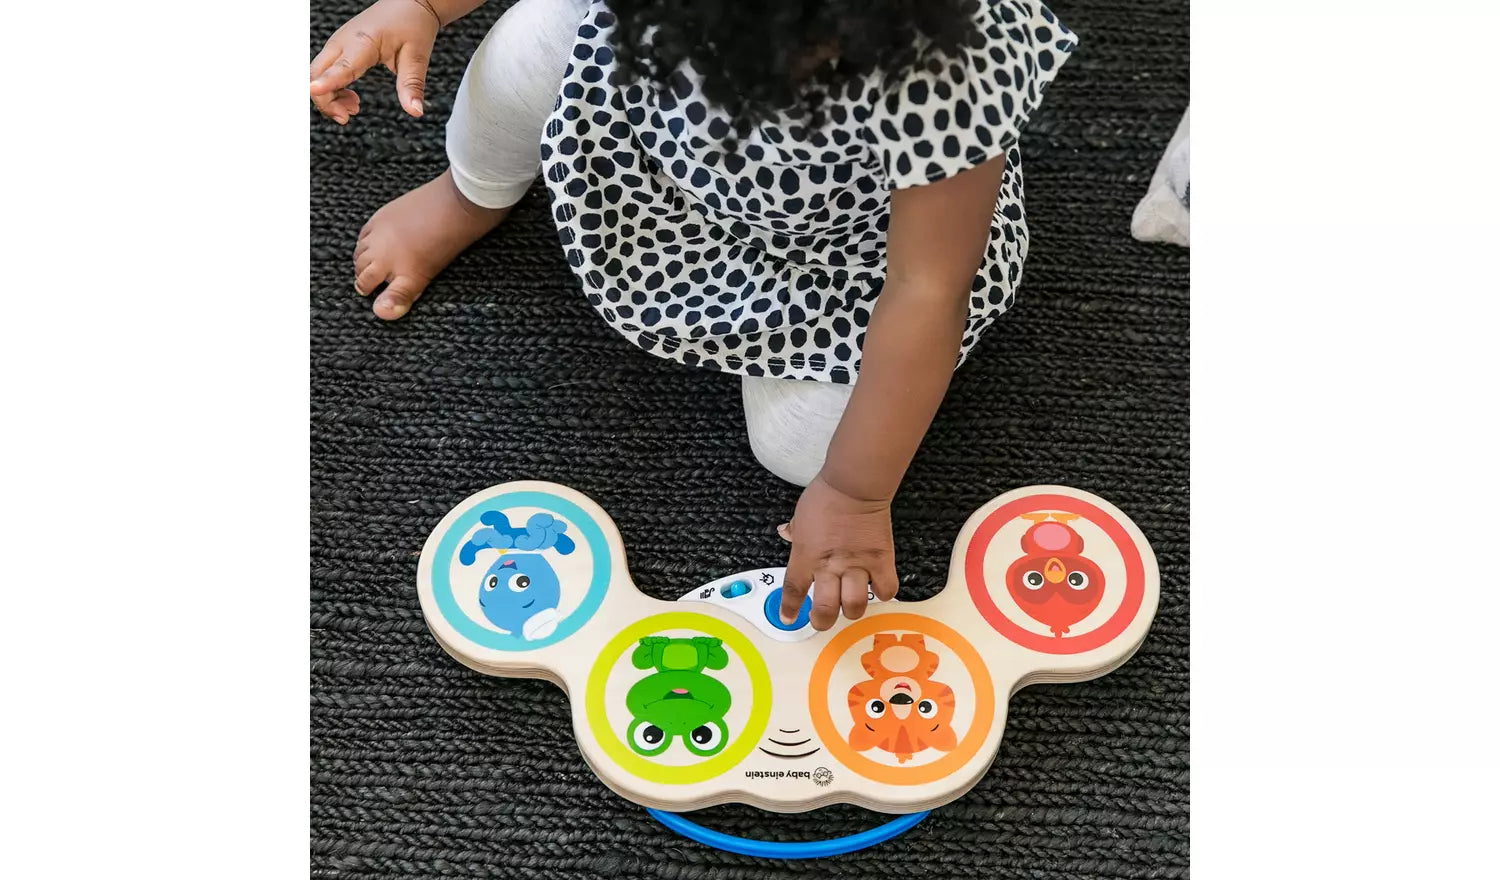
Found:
[541,0,1076,384]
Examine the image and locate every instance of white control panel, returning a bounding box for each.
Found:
[679,567,886,642]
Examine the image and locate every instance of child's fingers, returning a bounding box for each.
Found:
[779,578,809,624]
[809,570,841,631]
[310,42,379,96]
[781,535,814,620]
[841,568,870,621]
[312,89,360,124]
[310,93,347,123]
[871,560,899,602]
[309,43,343,83]
[313,89,359,113]
[394,43,430,117]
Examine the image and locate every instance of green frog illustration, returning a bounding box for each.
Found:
[625,635,734,757]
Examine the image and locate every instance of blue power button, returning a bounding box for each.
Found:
[764,587,812,631]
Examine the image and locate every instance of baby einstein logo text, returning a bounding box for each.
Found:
[744,767,834,786]
[744,769,811,781]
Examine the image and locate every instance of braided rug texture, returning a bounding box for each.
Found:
[310,1,1189,876]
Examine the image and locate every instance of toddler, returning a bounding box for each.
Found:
[311,0,1077,629]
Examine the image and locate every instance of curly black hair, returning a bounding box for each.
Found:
[606,0,981,136]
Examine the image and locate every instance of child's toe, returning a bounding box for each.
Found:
[373,276,424,320]
[354,261,387,297]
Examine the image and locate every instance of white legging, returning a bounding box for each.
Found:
[446,0,591,210]
[446,0,852,486]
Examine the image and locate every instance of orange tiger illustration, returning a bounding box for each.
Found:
[845,633,958,763]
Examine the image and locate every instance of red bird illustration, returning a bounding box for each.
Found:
[1004,514,1105,636]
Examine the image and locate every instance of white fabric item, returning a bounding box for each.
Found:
[741,376,855,487]
[446,0,592,209]
[1131,106,1190,247]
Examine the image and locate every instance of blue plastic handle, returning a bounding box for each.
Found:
[646,807,929,858]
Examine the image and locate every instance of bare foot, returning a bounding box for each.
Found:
[353,169,511,320]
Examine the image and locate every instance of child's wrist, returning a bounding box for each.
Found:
[413,0,486,28]
[813,467,896,507]
[405,0,442,26]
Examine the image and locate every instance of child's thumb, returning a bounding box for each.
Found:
[395,43,430,117]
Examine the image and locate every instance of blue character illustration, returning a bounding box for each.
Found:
[459,511,576,641]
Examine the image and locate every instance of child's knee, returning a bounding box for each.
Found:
[746,418,824,487]
[742,377,853,487]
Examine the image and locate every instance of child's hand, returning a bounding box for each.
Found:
[310,0,440,123]
[779,475,900,631]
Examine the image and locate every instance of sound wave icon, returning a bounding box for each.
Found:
[759,727,821,759]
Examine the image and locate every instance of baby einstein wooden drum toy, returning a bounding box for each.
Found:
[416,481,1159,855]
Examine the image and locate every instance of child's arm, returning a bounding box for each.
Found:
[780,154,1011,630]
[310,0,491,123]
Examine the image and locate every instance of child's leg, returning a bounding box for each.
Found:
[742,376,856,487]
[446,0,589,209]
[353,0,590,319]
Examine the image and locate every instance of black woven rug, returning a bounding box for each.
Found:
[310,1,1189,876]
